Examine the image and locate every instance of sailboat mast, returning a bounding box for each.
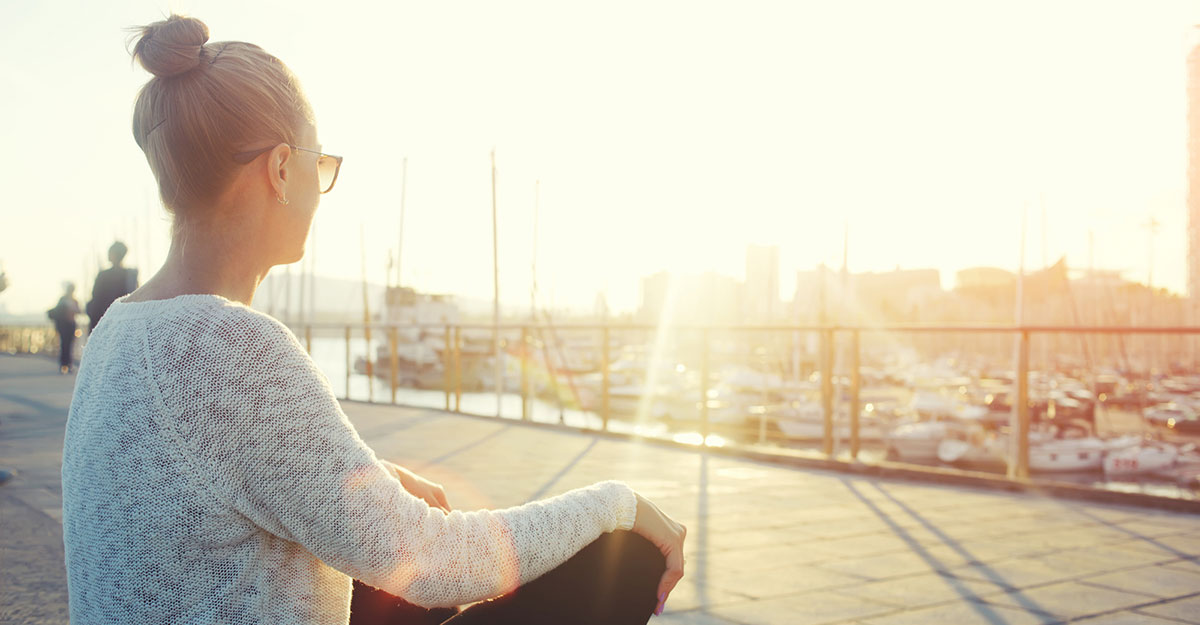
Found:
[284,263,292,324]
[310,222,317,324]
[1008,205,1030,480]
[360,225,374,398]
[298,240,308,326]
[531,180,539,321]
[397,157,407,288]
[1017,207,1026,326]
[491,150,502,417]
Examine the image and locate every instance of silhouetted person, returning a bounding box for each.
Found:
[86,241,139,331]
[49,282,80,374]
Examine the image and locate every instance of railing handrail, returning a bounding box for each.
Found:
[284,321,1200,335]
[8,320,1200,334]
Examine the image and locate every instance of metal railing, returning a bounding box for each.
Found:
[5,319,1193,491]
[0,325,58,355]
[293,321,1200,485]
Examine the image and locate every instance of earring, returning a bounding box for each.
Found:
[277,196,289,205]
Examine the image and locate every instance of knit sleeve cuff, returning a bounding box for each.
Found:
[605,481,638,531]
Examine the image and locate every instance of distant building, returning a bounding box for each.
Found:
[744,245,780,322]
[954,260,1069,324]
[791,264,837,322]
[381,286,459,325]
[638,270,743,325]
[792,265,941,323]
[639,271,671,323]
[852,268,942,321]
[593,291,610,320]
[956,267,1016,290]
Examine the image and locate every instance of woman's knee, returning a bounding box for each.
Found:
[584,530,665,602]
[447,531,666,625]
[595,530,665,578]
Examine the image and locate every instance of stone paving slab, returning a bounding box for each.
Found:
[1079,564,1200,599]
[4,353,1200,624]
[1071,613,1192,625]
[1133,594,1200,622]
[859,600,1062,625]
[980,581,1160,620]
[828,572,1008,610]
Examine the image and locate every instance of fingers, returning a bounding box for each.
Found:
[434,486,451,511]
[655,549,685,615]
[422,489,449,513]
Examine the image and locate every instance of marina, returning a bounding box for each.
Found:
[289,311,1200,503]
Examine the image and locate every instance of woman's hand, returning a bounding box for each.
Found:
[380,460,451,513]
[632,493,686,616]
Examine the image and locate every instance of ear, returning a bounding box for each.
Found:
[266,143,293,201]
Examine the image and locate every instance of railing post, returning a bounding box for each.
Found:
[821,327,834,456]
[344,325,351,401]
[305,325,312,355]
[364,324,375,402]
[454,326,462,412]
[443,324,451,411]
[850,329,861,459]
[1008,329,1031,480]
[520,325,530,421]
[388,326,399,405]
[601,325,611,432]
[701,327,710,442]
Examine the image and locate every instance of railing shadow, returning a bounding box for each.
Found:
[0,391,62,416]
[353,411,447,441]
[417,423,513,470]
[525,439,598,502]
[1055,502,1196,562]
[840,478,1050,623]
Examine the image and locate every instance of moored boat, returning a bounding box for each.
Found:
[1104,441,1179,477]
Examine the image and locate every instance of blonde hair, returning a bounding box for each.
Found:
[128,15,314,225]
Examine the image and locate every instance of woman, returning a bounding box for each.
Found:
[50,281,80,374]
[62,15,685,625]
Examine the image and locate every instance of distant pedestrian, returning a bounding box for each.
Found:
[48,282,80,374]
[86,241,138,331]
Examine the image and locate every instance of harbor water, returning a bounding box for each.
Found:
[302,334,1200,501]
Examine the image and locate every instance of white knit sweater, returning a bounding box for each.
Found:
[62,294,637,625]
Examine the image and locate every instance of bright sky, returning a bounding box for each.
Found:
[2,0,1199,317]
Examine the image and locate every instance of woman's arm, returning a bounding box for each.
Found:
[153,310,637,608]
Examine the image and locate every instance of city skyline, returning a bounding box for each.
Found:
[3,1,1200,318]
[208,243,1185,329]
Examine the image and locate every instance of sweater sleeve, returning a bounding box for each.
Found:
[147,309,637,608]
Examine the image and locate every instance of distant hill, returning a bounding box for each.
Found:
[253,273,389,323]
[0,272,581,326]
[252,273,502,324]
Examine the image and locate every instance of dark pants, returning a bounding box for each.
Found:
[350,530,665,625]
[56,322,75,368]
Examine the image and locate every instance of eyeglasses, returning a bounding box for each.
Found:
[232,144,344,194]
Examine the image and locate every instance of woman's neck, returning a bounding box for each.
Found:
[128,233,269,307]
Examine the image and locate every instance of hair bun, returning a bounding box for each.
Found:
[130,14,211,79]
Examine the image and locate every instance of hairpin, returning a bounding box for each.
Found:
[209,44,228,65]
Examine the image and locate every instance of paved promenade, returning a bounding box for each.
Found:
[3,353,1200,625]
